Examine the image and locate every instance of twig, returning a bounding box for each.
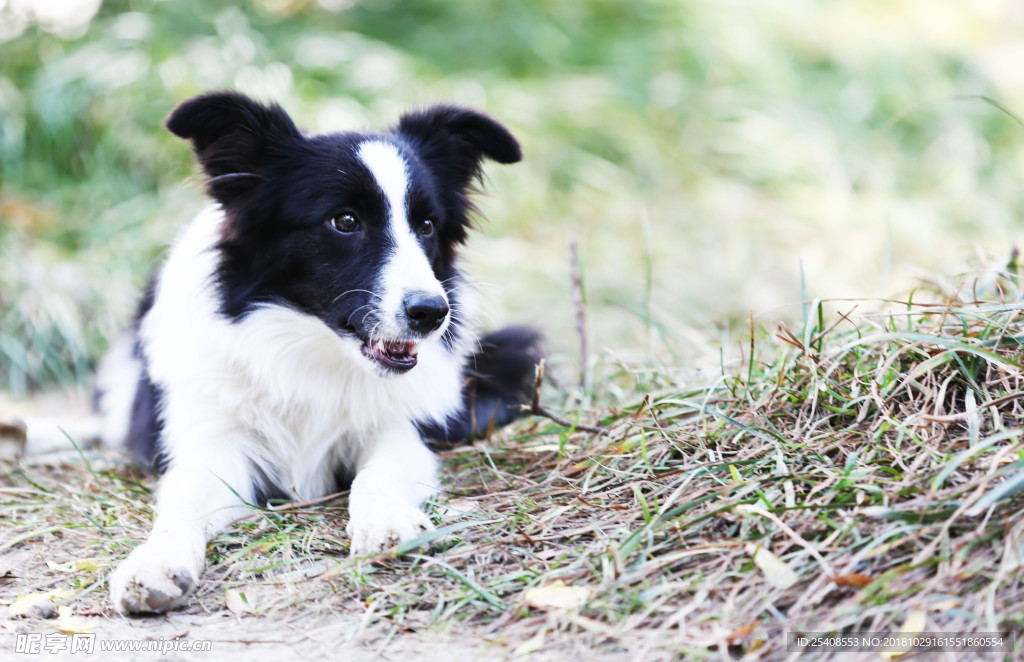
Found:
[570,237,588,393]
[529,359,606,436]
[271,490,347,512]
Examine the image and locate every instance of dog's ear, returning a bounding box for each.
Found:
[166,91,300,205]
[396,105,521,189]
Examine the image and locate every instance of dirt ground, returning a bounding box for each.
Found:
[0,394,634,662]
[0,443,635,661]
[1,612,592,662]
[1,541,633,662]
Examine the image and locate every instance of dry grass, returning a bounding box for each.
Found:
[3,265,1024,659]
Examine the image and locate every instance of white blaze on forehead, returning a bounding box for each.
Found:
[357,140,447,339]
[357,140,409,221]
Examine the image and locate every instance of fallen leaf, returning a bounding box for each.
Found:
[746,544,799,590]
[901,607,927,633]
[45,559,76,573]
[75,559,103,572]
[726,621,759,644]
[9,592,57,619]
[880,607,926,661]
[225,588,252,615]
[8,588,75,619]
[831,573,873,589]
[54,605,94,634]
[523,580,590,611]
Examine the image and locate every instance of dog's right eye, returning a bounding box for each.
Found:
[328,214,360,234]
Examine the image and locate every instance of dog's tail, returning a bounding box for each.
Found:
[93,278,167,473]
[421,326,542,445]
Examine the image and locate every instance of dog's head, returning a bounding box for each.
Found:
[165,91,520,375]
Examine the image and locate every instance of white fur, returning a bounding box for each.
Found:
[94,331,142,449]
[109,204,474,613]
[358,140,448,340]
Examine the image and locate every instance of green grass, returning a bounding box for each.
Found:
[4,1,1024,393]
[3,267,1023,657]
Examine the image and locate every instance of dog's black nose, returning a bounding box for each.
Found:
[404,292,449,334]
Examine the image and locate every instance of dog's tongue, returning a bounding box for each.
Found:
[383,340,415,357]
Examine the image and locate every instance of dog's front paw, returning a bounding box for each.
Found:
[346,504,434,556]
[109,542,200,615]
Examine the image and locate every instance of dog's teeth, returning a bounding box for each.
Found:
[409,344,419,356]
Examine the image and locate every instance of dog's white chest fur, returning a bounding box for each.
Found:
[138,206,468,498]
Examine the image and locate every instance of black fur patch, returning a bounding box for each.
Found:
[123,277,165,473]
[421,326,542,444]
[126,363,166,473]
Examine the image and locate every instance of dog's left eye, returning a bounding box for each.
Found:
[418,219,435,238]
[328,214,360,234]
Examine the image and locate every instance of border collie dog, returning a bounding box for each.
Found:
[103,92,539,614]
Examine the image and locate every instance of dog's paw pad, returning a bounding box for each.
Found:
[346,506,434,556]
[110,546,198,615]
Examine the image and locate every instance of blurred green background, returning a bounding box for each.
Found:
[3,0,1024,396]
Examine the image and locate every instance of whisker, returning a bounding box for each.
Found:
[344,304,379,329]
[332,288,383,305]
[458,280,501,291]
[368,320,385,344]
[448,305,482,325]
[206,172,264,183]
[440,318,483,354]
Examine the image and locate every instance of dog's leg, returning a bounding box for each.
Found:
[347,423,439,555]
[109,443,256,614]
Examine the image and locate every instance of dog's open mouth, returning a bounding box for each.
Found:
[361,338,419,373]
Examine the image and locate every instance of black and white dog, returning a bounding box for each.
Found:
[101,92,539,614]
